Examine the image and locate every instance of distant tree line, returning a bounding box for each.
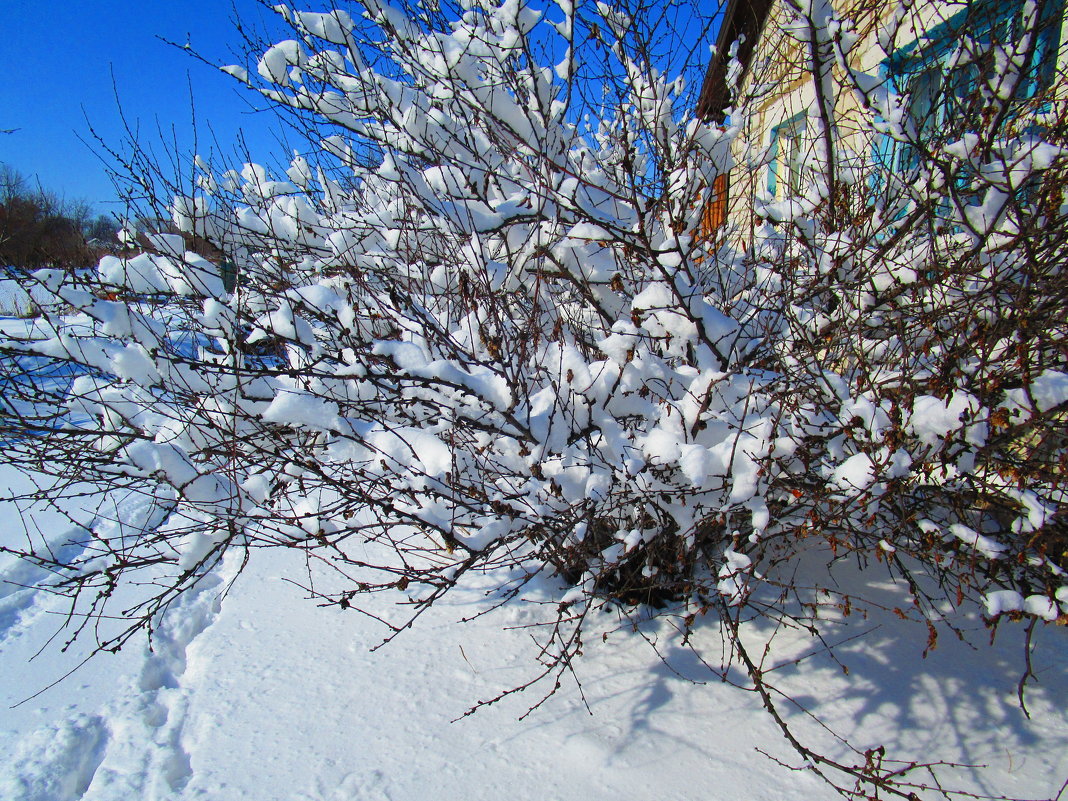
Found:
[0,163,119,271]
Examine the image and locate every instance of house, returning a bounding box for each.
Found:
[696,0,1067,240]
[690,0,1068,571]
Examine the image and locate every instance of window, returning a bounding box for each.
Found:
[884,0,1063,172]
[768,113,807,198]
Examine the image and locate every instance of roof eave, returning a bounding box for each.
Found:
[697,0,776,122]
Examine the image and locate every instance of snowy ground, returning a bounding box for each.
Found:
[1,462,1067,801]
[0,275,49,318]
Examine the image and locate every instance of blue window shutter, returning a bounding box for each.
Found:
[881,0,1064,159]
[767,130,780,196]
[768,112,805,197]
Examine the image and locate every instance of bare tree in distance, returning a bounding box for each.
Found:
[0,163,115,269]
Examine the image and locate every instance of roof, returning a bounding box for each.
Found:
[696,0,776,122]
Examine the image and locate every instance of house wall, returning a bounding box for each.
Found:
[710,0,1067,243]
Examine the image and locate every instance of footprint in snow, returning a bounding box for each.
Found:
[0,490,172,646]
[300,769,395,801]
[74,560,233,800]
[0,713,109,801]
[0,526,92,645]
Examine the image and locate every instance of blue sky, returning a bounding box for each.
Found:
[1,1,722,215]
[0,0,283,213]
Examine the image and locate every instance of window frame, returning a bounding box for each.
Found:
[768,111,808,198]
[879,0,1064,173]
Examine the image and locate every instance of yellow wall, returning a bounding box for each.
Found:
[713,0,1067,242]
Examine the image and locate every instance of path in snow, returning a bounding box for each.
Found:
[0,478,231,801]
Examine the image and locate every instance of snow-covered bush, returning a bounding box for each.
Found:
[1,0,1065,797]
